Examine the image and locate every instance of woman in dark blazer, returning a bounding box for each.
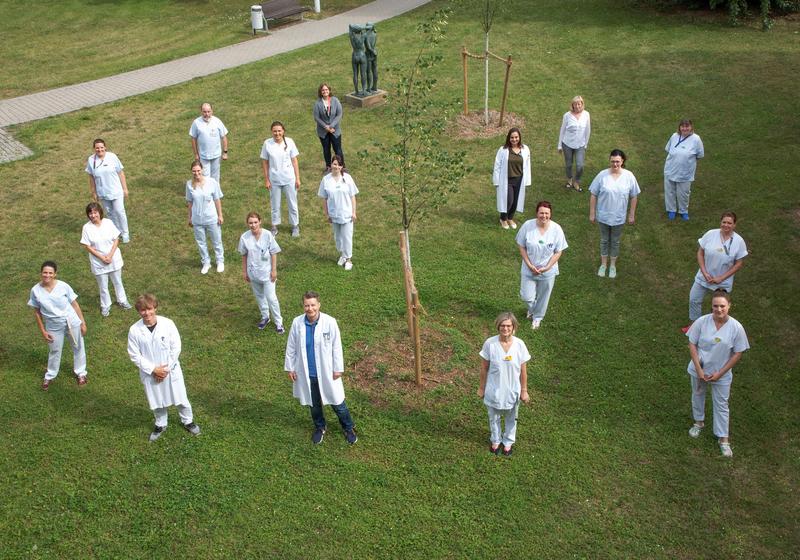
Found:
[312,83,344,172]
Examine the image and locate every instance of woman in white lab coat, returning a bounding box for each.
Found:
[492,128,531,230]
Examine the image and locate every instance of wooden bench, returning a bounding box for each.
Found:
[260,0,310,31]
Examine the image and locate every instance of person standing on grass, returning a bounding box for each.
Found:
[318,155,358,271]
[238,211,285,334]
[588,149,640,279]
[516,201,568,330]
[686,290,748,458]
[683,211,747,333]
[186,159,225,275]
[189,102,229,183]
[80,202,131,317]
[492,127,531,230]
[29,261,88,390]
[478,312,530,456]
[86,138,130,243]
[312,83,344,172]
[557,95,591,192]
[285,291,357,446]
[663,118,704,221]
[127,293,201,442]
[261,121,301,238]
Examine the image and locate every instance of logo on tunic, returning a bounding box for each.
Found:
[713,337,721,344]
[503,355,512,361]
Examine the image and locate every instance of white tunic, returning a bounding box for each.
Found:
[127,316,191,410]
[664,133,704,182]
[186,178,223,226]
[492,145,532,213]
[238,229,281,282]
[85,152,124,200]
[317,172,359,223]
[694,229,748,291]
[28,280,81,327]
[260,137,300,185]
[80,218,123,275]
[515,219,568,279]
[686,314,749,383]
[479,335,531,410]
[189,116,228,160]
[284,312,345,406]
[588,169,641,226]
[557,111,591,150]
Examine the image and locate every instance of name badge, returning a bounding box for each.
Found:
[503,355,512,361]
[323,332,331,342]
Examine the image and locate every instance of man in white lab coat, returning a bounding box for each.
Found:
[127,294,201,442]
[285,291,357,445]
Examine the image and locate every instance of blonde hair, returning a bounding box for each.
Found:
[571,95,585,112]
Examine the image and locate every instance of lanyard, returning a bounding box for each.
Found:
[674,133,693,149]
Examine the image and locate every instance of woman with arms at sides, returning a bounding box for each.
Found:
[492,127,531,230]
[318,155,358,271]
[312,83,344,173]
[478,312,531,456]
[663,118,704,221]
[588,149,640,279]
[557,95,591,192]
[186,159,224,275]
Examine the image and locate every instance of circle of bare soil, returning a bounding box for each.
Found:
[350,327,469,409]
[450,110,526,140]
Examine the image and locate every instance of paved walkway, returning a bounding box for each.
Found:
[0,0,429,162]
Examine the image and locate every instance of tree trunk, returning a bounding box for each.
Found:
[484,32,489,126]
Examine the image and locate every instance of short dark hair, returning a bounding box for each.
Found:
[41,260,57,272]
[303,290,320,303]
[535,200,552,213]
[720,211,737,224]
[609,149,627,167]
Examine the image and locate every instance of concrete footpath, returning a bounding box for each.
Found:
[0,0,429,162]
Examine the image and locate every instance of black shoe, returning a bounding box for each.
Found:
[344,428,358,445]
[182,422,201,436]
[149,425,166,442]
[312,427,326,445]
[489,444,501,455]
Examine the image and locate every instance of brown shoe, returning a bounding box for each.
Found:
[77,376,88,386]
[42,379,51,391]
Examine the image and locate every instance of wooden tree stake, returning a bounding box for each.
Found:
[499,55,512,127]
[461,46,469,116]
[412,289,422,385]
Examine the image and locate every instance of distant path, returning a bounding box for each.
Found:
[0,0,430,128]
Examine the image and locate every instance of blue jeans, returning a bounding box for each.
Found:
[309,377,354,431]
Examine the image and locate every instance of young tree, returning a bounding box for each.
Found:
[480,0,504,125]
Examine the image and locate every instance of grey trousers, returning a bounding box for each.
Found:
[562,144,586,182]
[598,222,624,258]
[487,402,519,447]
[664,178,692,213]
[690,375,731,438]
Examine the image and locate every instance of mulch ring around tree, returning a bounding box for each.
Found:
[450,110,526,140]
[349,327,467,407]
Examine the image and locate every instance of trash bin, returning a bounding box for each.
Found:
[251,5,264,34]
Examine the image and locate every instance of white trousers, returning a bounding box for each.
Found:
[487,402,519,447]
[332,221,354,259]
[689,281,715,321]
[520,274,556,321]
[250,278,283,326]
[200,157,221,182]
[43,318,87,380]
[690,375,731,438]
[153,403,194,428]
[100,197,129,242]
[664,178,692,213]
[95,268,128,313]
[270,184,299,226]
[192,223,224,265]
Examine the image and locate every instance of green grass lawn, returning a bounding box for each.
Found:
[0,0,371,99]
[1,0,799,558]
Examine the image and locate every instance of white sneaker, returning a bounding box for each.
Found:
[291,226,300,237]
[344,260,353,271]
[271,226,279,236]
[608,266,617,279]
[201,263,211,274]
[720,442,733,457]
[337,256,347,266]
[688,424,703,438]
[597,265,606,277]
[216,262,225,273]
[532,319,541,330]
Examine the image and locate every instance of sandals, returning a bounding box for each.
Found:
[564,181,583,192]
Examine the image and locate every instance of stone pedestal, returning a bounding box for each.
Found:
[344,90,387,108]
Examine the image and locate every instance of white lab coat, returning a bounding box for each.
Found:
[127,316,191,410]
[284,312,345,406]
[492,145,531,213]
